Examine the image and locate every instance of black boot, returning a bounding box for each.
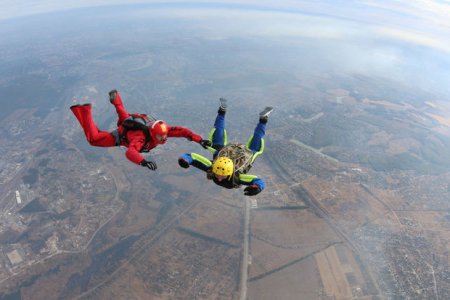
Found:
[70,103,91,109]
[259,106,273,124]
[218,98,227,115]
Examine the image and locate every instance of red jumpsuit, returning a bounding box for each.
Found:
[70,91,202,165]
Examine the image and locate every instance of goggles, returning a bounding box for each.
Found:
[155,134,167,143]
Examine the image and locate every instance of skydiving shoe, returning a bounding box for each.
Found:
[109,89,118,103]
[70,103,91,109]
[218,98,227,114]
[70,103,92,121]
[259,106,273,124]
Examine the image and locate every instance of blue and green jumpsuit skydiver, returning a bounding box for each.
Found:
[178,109,266,196]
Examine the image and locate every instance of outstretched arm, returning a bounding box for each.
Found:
[168,126,203,143]
[178,153,212,172]
[239,174,265,196]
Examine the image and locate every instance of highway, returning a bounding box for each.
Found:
[239,197,250,300]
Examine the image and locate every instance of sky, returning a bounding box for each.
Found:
[1,0,450,96]
[2,0,450,54]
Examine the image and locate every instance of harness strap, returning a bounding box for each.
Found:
[142,127,152,151]
[119,115,153,150]
[111,129,121,146]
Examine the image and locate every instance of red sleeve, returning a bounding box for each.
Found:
[167,126,202,143]
[125,137,146,164]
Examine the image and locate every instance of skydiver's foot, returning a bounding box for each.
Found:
[178,158,190,169]
[218,98,227,114]
[259,106,273,118]
[219,98,228,110]
[109,89,118,103]
[259,106,273,124]
[70,103,91,109]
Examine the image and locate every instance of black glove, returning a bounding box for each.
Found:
[140,160,157,171]
[109,89,117,103]
[244,185,260,196]
[199,139,212,149]
[178,158,190,169]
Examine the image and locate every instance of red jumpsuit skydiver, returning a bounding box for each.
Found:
[70,90,210,169]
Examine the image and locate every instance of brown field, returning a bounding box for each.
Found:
[179,196,242,245]
[362,98,410,110]
[334,244,368,292]
[315,245,353,299]
[386,138,421,156]
[247,173,386,299]
[257,181,307,208]
[85,227,241,300]
[248,256,320,300]
[314,243,376,300]
[250,209,338,278]
[367,130,392,146]
[302,177,388,227]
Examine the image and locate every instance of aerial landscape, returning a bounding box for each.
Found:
[0,1,449,299]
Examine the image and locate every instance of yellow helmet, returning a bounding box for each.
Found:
[212,157,234,177]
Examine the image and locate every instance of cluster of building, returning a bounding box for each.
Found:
[353,224,449,299]
[0,142,122,284]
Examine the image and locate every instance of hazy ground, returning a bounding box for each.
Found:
[0,3,449,299]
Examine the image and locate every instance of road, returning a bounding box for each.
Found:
[289,139,339,163]
[240,197,250,300]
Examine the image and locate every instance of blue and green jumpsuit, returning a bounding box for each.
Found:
[179,110,266,192]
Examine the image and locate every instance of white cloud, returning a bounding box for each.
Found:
[2,1,450,54]
[375,26,450,54]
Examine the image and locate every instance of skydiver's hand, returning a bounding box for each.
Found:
[140,160,157,171]
[244,185,260,196]
[178,158,190,169]
[199,139,212,149]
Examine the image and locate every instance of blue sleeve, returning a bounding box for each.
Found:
[179,153,212,172]
[238,174,265,191]
[250,178,265,191]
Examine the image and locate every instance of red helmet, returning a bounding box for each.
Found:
[150,120,168,144]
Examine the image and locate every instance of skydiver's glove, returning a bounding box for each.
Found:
[199,139,212,149]
[178,158,190,169]
[244,185,261,196]
[140,160,157,171]
[109,89,118,103]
